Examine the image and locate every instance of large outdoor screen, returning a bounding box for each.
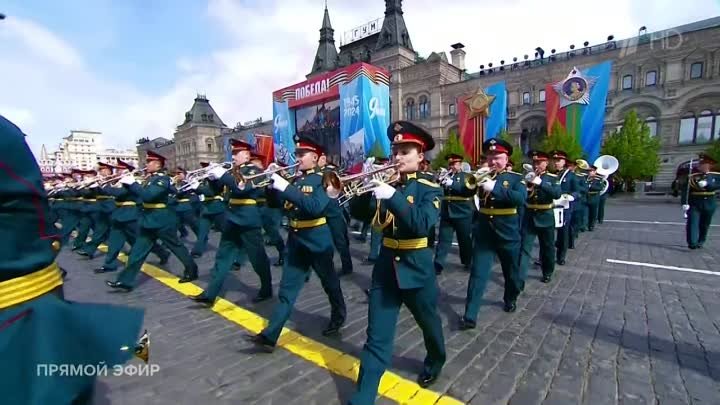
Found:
[294,99,341,165]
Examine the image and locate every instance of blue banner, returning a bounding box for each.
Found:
[272,101,296,165]
[580,61,612,161]
[484,81,507,140]
[339,76,391,172]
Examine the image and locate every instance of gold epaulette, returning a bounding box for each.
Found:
[417,178,440,188]
[545,172,558,177]
[314,172,323,176]
[576,172,588,177]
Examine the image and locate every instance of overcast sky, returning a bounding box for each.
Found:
[1,0,719,156]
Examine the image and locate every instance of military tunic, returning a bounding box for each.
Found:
[350,173,446,405]
[259,167,346,344]
[682,171,720,248]
[464,170,527,322]
[261,186,286,265]
[434,170,475,272]
[173,182,200,239]
[72,186,97,250]
[571,172,588,241]
[201,164,273,301]
[79,183,115,257]
[0,114,144,405]
[519,172,561,286]
[114,172,198,287]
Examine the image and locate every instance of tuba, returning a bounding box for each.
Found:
[593,155,619,195]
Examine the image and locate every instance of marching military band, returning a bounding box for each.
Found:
[37,119,719,405]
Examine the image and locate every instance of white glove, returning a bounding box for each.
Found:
[208,166,227,180]
[442,178,453,187]
[371,180,396,200]
[474,195,480,210]
[566,195,575,202]
[482,179,496,192]
[270,173,289,192]
[697,180,708,188]
[531,176,542,185]
[682,204,690,211]
[119,175,136,185]
[188,180,200,190]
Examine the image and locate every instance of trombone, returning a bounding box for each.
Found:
[324,163,400,206]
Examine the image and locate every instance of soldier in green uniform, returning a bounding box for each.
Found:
[58,170,83,245]
[71,170,98,251]
[682,153,720,249]
[253,154,286,266]
[188,139,273,305]
[171,167,200,239]
[319,153,353,276]
[519,151,561,286]
[597,176,611,224]
[551,150,578,265]
[434,154,475,274]
[106,151,198,290]
[78,162,116,258]
[245,137,346,351]
[571,162,588,241]
[94,160,170,273]
[461,138,527,330]
[585,165,605,231]
[420,158,438,248]
[0,114,144,405]
[191,162,227,258]
[348,121,446,405]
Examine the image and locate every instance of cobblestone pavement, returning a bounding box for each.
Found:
[59,199,720,405]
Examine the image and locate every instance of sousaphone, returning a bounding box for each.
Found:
[593,155,619,195]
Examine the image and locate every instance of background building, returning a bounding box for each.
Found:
[173,94,227,169]
[38,130,140,174]
[306,0,720,189]
[96,148,139,168]
[136,137,176,170]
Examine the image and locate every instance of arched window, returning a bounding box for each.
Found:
[538,90,546,102]
[679,110,716,144]
[645,116,658,137]
[405,98,415,120]
[696,110,714,143]
[207,140,214,152]
[418,96,429,119]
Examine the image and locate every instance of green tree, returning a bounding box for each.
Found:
[601,109,660,185]
[498,129,524,167]
[367,136,388,160]
[539,122,584,161]
[431,130,469,170]
[703,139,720,165]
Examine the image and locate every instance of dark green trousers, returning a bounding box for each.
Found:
[60,210,81,245]
[686,206,715,247]
[116,223,197,287]
[555,208,572,262]
[176,209,199,238]
[80,212,111,257]
[260,239,345,344]
[72,215,93,249]
[433,216,473,271]
[519,220,556,289]
[102,220,169,270]
[587,200,599,230]
[191,212,224,256]
[261,207,285,257]
[328,215,353,273]
[464,220,522,322]
[204,223,272,300]
[350,276,445,405]
[598,196,607,223]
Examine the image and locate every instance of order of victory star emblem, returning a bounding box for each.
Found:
[552,67,597,108]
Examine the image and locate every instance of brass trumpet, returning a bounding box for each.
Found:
[324,163,400,206]
[237,162,301,187]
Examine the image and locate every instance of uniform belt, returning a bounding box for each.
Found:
[382,237,428,250]
[205,196,224,202]
[256,198,267,204]
[68,197,82,201]
[0,262,63,309]
[443,196,471,201]
[52,198,64,201]
[83,199,97,202]
[115,201,137,207]
[96,196,114,200]
[229,198,257,205]
[526,203,554,210]
[478,208,517,216]
[690,192,715,196]
[289,217,327,229]
[176,198,191,203]
[143,203,167,209]
[588,192,600,195]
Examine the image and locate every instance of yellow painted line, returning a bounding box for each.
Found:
[96,245,463,405]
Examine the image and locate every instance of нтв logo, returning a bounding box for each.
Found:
[368,97,386,119]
